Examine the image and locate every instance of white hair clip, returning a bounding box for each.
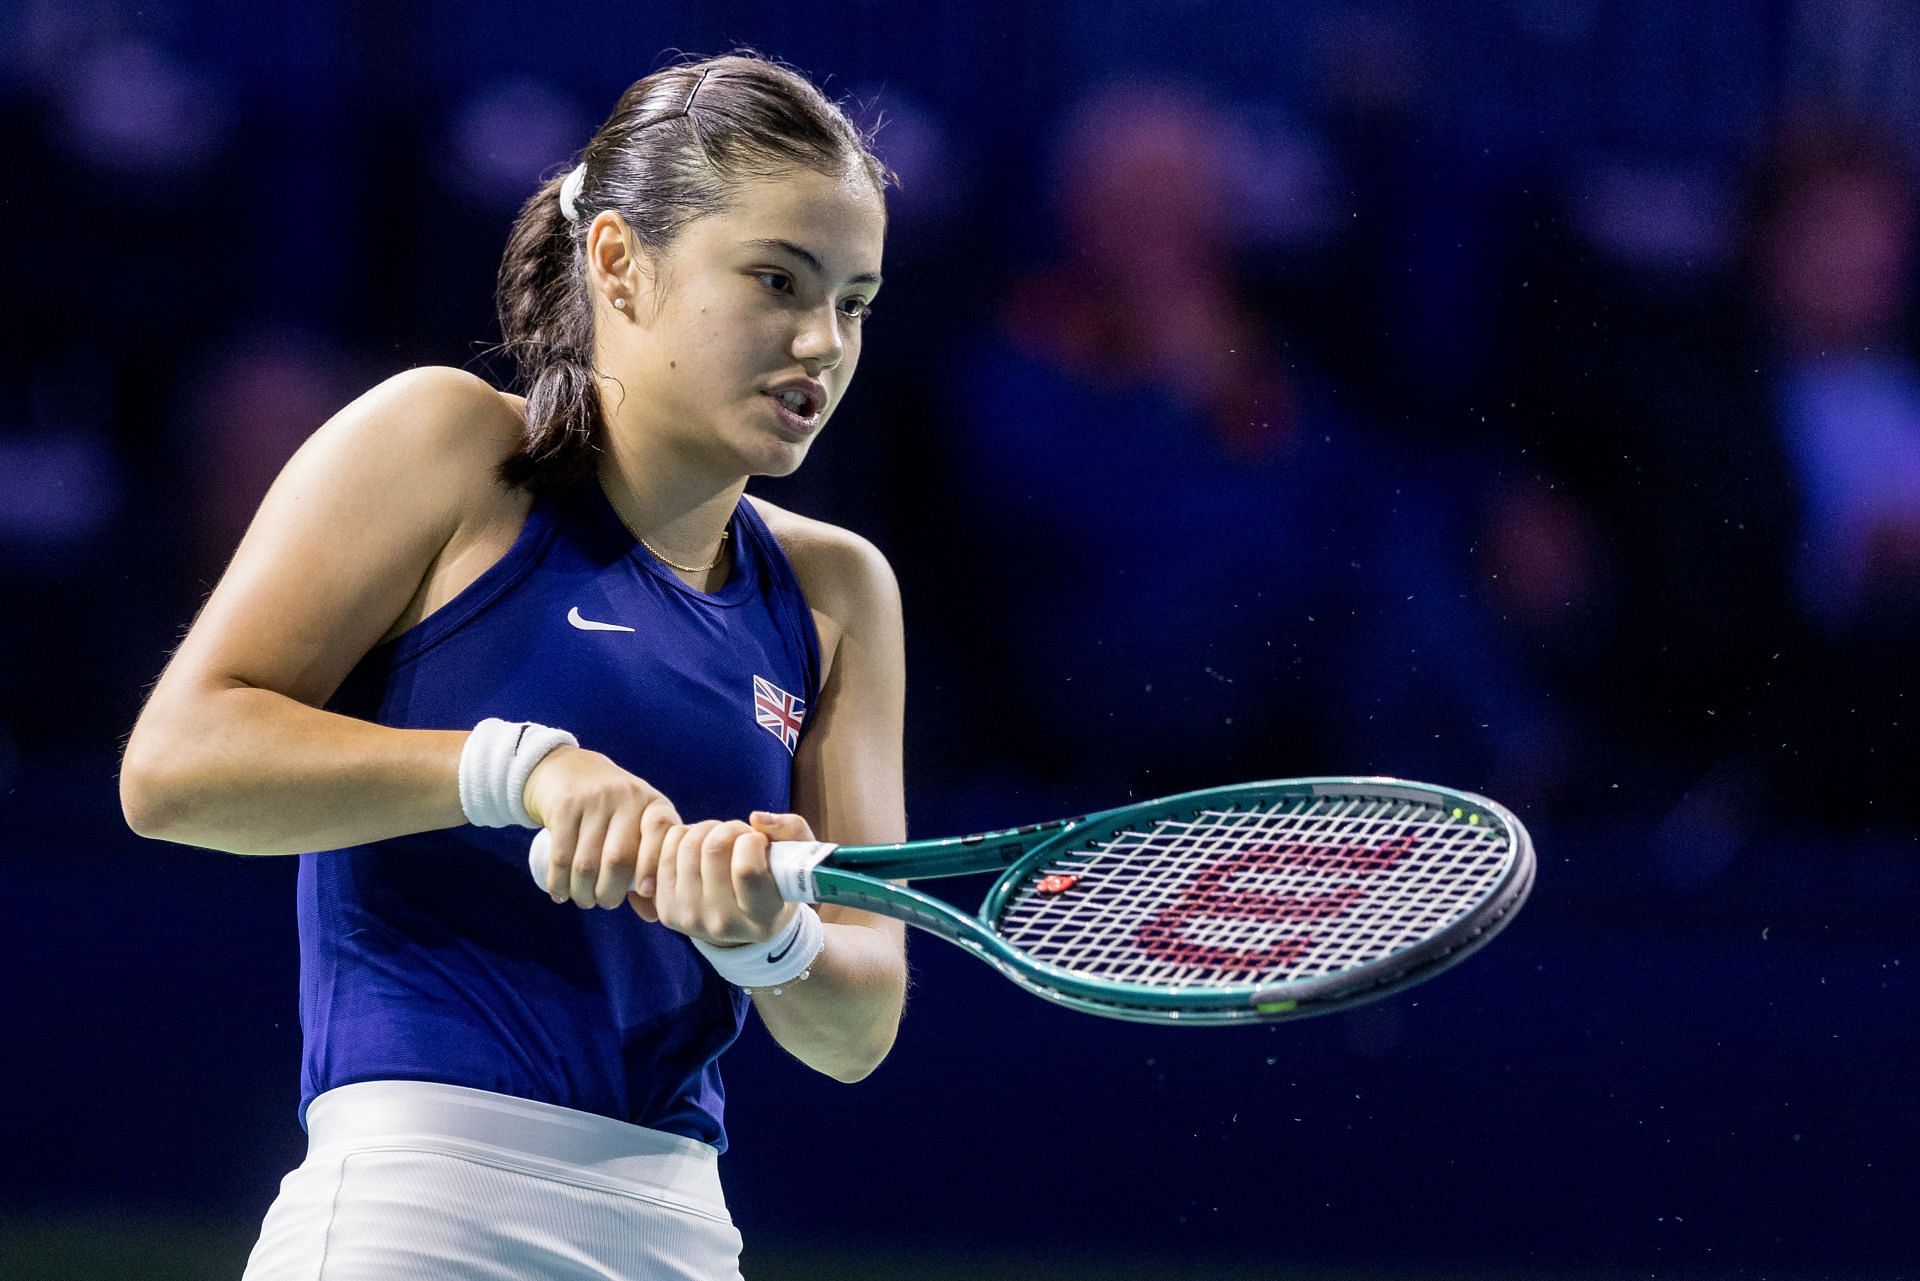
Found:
[558,162,588,222]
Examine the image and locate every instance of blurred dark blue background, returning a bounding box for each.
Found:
[3,1,1916,1277]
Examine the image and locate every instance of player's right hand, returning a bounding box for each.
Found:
[521,747,682,909]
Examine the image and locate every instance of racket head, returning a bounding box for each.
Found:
[974,777,1534,1024]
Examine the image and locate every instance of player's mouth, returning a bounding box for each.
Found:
[763,389,824,438]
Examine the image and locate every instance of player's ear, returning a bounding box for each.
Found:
[584,211,661,319]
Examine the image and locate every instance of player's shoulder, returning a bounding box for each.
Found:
[340,365,525,460]
[745,496,900,619]
[307,365,526,514]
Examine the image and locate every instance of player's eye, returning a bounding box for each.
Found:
[755,271,871,322]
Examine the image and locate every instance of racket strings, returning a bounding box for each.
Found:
[989,797,1512,990]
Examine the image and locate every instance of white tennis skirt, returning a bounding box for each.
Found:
[241,1080,745,1281]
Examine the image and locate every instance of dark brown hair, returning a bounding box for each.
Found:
[494,51,896,491]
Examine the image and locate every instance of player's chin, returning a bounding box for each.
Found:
[746,418,824,476]
[751,438,815,478]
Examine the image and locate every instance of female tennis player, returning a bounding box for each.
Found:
[119,52,905,1280]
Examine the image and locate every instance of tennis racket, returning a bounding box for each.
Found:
[527,777,1534,1025]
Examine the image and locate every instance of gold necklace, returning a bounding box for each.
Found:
[597,475,731,573]
[638,528,730,573]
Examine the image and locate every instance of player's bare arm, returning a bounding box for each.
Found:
[736,506,909,1082]
[119,365,517,852]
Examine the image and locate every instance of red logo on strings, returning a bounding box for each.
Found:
[1133,835,1417,977]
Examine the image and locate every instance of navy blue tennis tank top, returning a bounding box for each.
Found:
[298,474,821,1152]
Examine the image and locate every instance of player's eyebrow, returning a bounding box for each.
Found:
[743,238,883,287]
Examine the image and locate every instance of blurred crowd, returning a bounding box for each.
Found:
[5,0,1919,878]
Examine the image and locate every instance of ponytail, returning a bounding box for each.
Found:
[494,171,605,492]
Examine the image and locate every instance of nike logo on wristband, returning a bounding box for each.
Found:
[767,935,798,964]
[567,606,635,633]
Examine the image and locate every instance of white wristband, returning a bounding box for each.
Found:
[691,904,824,991]
[459,717,578,829]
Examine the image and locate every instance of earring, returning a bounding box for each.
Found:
[613,297,626,310]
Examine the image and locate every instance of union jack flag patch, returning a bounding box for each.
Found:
[752,675,806,753]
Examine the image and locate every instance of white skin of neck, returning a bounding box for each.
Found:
[579,165,887,569]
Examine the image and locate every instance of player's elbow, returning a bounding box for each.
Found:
[120,729,179,841]
[795,1004,901,1084]
[119,745,202,845]
[821,1032,895,1084]
[827,993,906,1083]
[118,772,158,838]
[119,725,191,840]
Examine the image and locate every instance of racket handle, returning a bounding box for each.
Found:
[526,829,838,904]
[768,840,836,904]
[527,828,557,889]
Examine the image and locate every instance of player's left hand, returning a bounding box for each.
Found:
[632,811,815,947]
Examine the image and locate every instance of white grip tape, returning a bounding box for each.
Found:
[528,828,556,886]
[526,831,838,902]
[768,840,837,904]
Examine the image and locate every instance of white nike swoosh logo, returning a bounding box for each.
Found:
[567,606,635,633]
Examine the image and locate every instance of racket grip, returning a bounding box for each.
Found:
[526,829,837,903]
[768,840,837,904]
[527,828,559,888]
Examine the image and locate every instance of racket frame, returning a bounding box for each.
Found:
[802,777,1534,1024]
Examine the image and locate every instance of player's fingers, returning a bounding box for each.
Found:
[596,806,643,909]
[730,828,781,921]
[749,810,814,841]
[666,820,717,926]
[544,815,581,903]
[677,820,721,931]
[569,809,611,908]
[653,823,686,918]
[700,822,753,934]
[633,799,680,902]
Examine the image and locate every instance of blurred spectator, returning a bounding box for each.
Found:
[933,81,1337,806]
[1749,113,1920,632]
[1500,107,1920,837]
[1742,111,1920,830]
[1334,465,1592,812]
